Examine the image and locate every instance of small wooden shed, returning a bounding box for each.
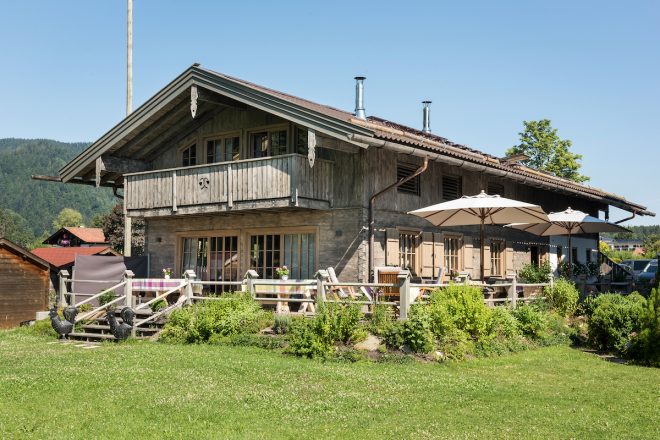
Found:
[0,238,50,328]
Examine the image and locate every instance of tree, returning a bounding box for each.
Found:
[506,119,589,183]
[52,208,83,229]
[99,203,144,255]
[0,208,35,248]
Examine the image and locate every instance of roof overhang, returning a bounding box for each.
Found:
[59,65,374,183]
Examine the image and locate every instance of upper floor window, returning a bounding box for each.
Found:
[397,163,421,196]
[294,126,308,155]
[487,182,504,196]
[207,135,240,163]
[181,144,197,167]
[250,128,287,158]
[442,175,462,200]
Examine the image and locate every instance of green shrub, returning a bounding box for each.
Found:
[626,288,660,366]
[428,284,490,339]
[512,304,548,339]
[349,325,369,344]
[517,261,552,283]
[99,290,116,306]
[540,312,573,346]
[150,299,168,313]
[29,318,56,337]
[287,317,334,358]
[158,325,188,344]
[273,314,293,335]
[369,304,395,336]
[587,293,646,353]
[382,321,405,349]
[437,328,474,360]
[158,293,267,344]
[403,305,435,353]
[485,307,521,340]
[543,278,579,317]
[209,333,287,350]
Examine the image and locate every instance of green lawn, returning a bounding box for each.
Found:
[1,331,658,439]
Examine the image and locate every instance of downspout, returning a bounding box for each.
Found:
[614,211,635,225]
[368,156,429,282]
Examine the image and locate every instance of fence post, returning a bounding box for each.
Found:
[398,270,411,321]
[184,270,197,305]
[314,270,328,308]
[58,270,70,307]
[244,270,259,296]
[124,270,135,308]
[509,274,518,308]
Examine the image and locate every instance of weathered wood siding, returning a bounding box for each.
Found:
[0,248,49,328]
[126,155,333,214]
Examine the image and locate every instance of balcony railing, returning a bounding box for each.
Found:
[124,154,333,216]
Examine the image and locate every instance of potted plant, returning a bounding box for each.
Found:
[275,266,289,281]
[162,267,173,279]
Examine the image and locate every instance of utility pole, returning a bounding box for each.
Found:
[124,0,133,257]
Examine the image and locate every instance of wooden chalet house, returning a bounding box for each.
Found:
[49,65,654,284]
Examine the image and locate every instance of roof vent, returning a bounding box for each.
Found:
[354,76,366,119]
[422,101,432,133]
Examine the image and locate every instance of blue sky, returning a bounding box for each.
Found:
[0,0,658,225]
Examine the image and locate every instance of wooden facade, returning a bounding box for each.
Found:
[53,65,653,283]
[0,239,50,328]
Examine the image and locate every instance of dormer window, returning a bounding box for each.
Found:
[181,144,197,167]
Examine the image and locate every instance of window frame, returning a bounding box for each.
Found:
[246,124,290,159]
[397,162,421,196]
[398,230,421,275]
[178,142,198,167]
[442,175,463,201]
[245,226,319,280]
[204,131,241,164]
[443,233,463,273]
[490,239,505,277]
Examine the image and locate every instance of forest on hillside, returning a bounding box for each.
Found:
[0,138,117,247]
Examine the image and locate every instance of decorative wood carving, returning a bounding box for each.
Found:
[307,129,316,168]
[190,85,199,118]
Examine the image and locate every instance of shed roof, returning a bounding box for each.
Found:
[31,246,117,269]
[0,238,51,270]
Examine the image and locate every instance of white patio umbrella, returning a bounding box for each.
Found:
[408,191,549,281]
[506,207,630,276]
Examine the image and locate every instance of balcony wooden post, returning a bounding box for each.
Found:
[172,170,178,212]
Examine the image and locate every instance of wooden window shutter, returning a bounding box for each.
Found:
[483,239,491,277]
[420,232,435,277]
[463,235,473,270]
[434,232,443,279]
[385,228,399,266]
[505,241,514,275]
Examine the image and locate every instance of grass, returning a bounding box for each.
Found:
[0,330,658,439]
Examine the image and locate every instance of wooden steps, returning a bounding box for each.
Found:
[68,307,167,343]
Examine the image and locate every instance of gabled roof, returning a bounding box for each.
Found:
[31,246,117,269]
[0,238,51,270]
[43,227,106,245]
[57,64,654,217]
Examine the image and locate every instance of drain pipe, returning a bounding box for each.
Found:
[368,156,429,282]
[614,211,635,224]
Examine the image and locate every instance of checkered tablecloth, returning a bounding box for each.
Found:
[132,278,184,292]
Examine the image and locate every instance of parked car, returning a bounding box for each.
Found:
[622,259,651,278]
[636,260,658,292]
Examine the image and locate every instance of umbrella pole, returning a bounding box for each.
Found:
[480,219,485,282]
[568,232,572,278]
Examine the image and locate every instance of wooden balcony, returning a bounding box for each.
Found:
[124,154,333,217]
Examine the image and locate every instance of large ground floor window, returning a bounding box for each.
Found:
[181,234,240,293]
[250,232,316,279]
[444,236,462,273]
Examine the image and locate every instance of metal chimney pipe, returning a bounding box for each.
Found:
[354,76,366,119]
[422,100,432,133]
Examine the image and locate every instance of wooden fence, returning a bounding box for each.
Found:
[59,270,550,324]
